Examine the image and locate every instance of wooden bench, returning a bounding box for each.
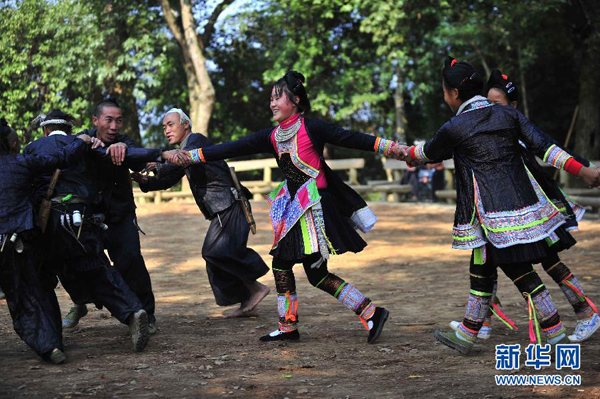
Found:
[135,158,369,203]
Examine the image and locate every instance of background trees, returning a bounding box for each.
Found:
[1,0,597,162]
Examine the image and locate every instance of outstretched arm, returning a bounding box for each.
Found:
[516,110,599,186]
[133,163,186,192]
[182,129,273,165]
[24,135,90,174]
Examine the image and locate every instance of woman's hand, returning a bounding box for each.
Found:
[579,166,600,188]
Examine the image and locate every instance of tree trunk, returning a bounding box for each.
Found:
[570,0,600,160]
[161,0,233,136]
[573,33,600,159]
[393,64,407,144]
[517,45,530,118]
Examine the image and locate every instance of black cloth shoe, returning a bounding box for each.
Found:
[367,307,389,344]
[259,329,300,342]
[129,309,150,352]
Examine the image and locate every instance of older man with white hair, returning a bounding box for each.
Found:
[133,108,270,317]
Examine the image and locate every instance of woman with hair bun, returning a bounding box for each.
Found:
[175,71,397,343]
[399,57,600,355]
[448,70,599,344]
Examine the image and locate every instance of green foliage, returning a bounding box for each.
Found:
[0,0,592,162]
[0,0,167,144]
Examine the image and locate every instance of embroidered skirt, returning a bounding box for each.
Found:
[270,190,367,261]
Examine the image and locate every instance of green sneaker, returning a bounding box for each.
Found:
[49,348,67,364]
[63,304,88,329]
[434,330,474,355]
[149,323,157,335]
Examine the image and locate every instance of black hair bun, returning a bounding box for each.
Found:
[284,71,306,94]
[285,71,305,84]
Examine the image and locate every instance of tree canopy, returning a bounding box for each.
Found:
[1,0,597,158]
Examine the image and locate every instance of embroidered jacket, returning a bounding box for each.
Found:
[187,118,393,225]
[409,98,589,250]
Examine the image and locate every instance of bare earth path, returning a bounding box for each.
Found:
[1,202,599,398]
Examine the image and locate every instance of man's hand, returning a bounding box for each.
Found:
[77,134,92,145]
[163,149,190,166]
[142,162,157,175]
[106,142,127,166]
[91,137,105,149]
[130,172,148,185]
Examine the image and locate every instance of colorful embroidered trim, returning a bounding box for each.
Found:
[337,284,367,313]
[454,169,567,249]
[410,142,429,162]
[473,246,487,265]
[543,144,572,170]
[300,210,319,255]
[266,179,321,249]
[461,100,493,114]
[374,137,394,156]
[189,148,205,163]
[276,122,320,179]
[277,292,298,332]
[561,276,598,314]
[542,321,566,339]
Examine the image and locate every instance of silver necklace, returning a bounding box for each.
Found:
[275,117,302,142]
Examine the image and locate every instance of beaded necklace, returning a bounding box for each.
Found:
[275,115,302,142]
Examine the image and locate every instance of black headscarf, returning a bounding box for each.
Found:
[486,69,519,103]
[442,56,483,101]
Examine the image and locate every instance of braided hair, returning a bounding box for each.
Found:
[272,71,311,113]
[442,56,483,101]
[486,69,519,103]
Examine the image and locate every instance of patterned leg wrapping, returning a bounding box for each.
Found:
[482,281,498,327]
[545,262,595,320]
[334,281,375,320]
[457,291,492,342]
[273,268,298,332]
[515,271,566,341]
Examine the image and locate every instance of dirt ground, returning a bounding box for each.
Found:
[1,201,599,398]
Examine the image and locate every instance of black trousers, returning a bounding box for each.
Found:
[0,233,63,358]
[202,202,269,306]
[47,204,142,324]
[103,211,155,323]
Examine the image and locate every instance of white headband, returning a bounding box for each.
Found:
[164,108,192,129]
[40,119,73,127]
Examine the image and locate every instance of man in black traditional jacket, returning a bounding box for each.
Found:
[24,110,174,352]
[133,108,270,318]
[63,99,161,333]
[0,117,91,363]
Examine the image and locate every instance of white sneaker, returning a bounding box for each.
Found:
[568,313,600,343]
[449,320,492,340]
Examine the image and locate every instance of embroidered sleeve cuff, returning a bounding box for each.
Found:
[189,148,205,164]
[564,157,583,176]
[543,144,572,170]
[409,142,429,162]
[374,137,394,155]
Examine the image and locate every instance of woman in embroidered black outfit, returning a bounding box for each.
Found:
[400,57,600,355]
[173,71,394,343]
[449,70,599,343]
